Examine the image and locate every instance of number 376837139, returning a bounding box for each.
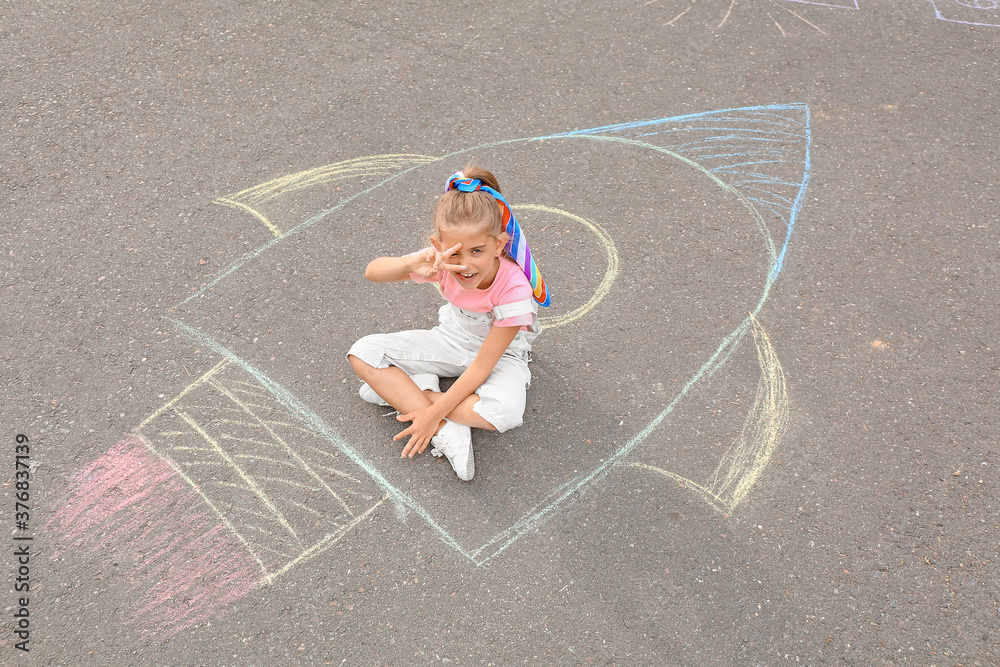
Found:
[15,434,30,527]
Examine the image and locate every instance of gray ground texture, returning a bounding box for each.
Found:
[2,0,999,664]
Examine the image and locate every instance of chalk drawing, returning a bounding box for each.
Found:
[212,154,440,241]
[664,1,1000,29]
[929,0,1000,26]
[513,205,620,331]
[170,103,808,561]
[661,0,856,34]
[182,154,441,307]
[47,437,262,637]
[781,0,858,9]
[617,315,788,513]
[50,104,810,635]
[49,359,388,636]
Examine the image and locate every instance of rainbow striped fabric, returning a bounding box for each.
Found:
[444,171,550,307]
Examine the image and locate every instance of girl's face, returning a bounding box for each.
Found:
[434,224,508,291]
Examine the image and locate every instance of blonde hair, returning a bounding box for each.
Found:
[433,165,507,246]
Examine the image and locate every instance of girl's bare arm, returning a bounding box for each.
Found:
[364,244,464,283]
[364,253,423,283]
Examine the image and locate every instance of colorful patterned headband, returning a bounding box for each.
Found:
[444,171,550,307]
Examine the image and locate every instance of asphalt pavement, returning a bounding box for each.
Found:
[2,1,998,664]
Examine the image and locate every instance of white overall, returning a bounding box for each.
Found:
[348,301,540,432]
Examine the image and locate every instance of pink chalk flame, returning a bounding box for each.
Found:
[47,436,261,637]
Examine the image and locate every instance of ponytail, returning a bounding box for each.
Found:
[439,168,550,307]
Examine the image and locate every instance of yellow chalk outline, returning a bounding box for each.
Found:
[137,356,391,584]
[512,204,619,330]
[615,314,788,514]
[225,154,439,204]
[138,359,231,430]
[207,378,356,516]
[261,496,388,586]
[213,154,440,239]
[216,197,284,239]
[707,314,789,507]
[173,408,304,548]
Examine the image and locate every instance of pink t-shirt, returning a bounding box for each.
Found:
[410,256,535,329]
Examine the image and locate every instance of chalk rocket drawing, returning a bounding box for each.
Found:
[50,103,810,636]
[929,0,1000,26]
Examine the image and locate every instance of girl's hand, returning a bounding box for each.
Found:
[410,243,465,279]
[394,407,445,457]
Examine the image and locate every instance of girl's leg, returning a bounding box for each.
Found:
[347,329,465,418]
[348,355,435,417]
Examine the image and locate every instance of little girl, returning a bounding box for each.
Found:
[347,166,549,481]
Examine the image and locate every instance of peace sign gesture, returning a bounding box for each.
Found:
[410,243,465,279]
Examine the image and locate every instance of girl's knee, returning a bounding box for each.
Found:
[347,354,375,382]
[346,336,387,372]
[474,369,528,432]
[475,407,523,433]
[472,395,525,433]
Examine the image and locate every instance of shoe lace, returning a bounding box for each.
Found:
[429,433,446,458]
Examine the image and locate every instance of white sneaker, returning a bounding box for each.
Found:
[359,373,441,406]
[430,419,474,481]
